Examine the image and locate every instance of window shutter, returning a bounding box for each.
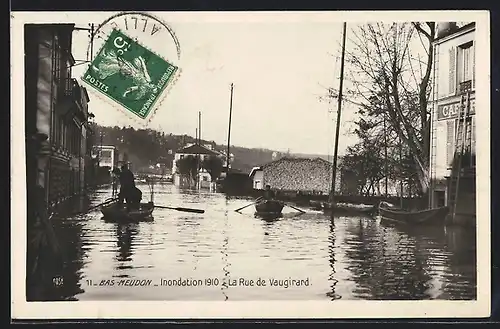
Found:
[472,43,475,89]
[449,47,456,95]
[446,120,455,167]
[464,47,470,81]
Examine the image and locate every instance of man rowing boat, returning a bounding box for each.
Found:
[256,185,275,203]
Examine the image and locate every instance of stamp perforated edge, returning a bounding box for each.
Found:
[87,11,182,62]
[80,27,182,127]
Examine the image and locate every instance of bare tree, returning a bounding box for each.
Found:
[326,22,436,194]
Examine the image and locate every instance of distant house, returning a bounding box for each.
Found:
[249,166,264,189]
[172,143,228,188]
[249,157,344,194]
[91,145,119,172]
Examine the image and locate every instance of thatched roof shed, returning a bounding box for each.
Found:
[260,157,338,194]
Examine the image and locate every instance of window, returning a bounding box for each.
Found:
[448,116,475,169]
[53,35,61,94]
[458,41,474,85]
[50,34,60,143]
[434,190,446,208]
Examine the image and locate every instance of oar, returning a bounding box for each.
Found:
[154,205,205,214]
[235,201,258,213]
[235,196,265,213]
[285,204,306,213]
[67,198,118,216]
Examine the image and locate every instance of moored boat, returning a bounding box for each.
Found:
[377,202,449,226]
[101,201,154,223]
[309,200,323,211]
[255,200,285,218]
[322,202,376,216]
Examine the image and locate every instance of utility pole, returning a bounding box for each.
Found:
[99,132,103,162]
[199,111,202,146]
[330,22,347,206]
[73,23,95,66]
[226,83,234,172]
[90,23,94,61]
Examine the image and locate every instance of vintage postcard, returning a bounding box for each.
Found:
[11,10,491,319]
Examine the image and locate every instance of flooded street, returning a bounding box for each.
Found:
[51,183,477,301]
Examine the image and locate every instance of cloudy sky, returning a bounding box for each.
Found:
[14,12,483,156]
[65,12,360,157]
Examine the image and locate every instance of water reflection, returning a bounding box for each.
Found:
[45,184,477,301]
[326,216,340,300]
[115,223,139,272]
[50,214,88,301]
[342,217,437,299]
[220,200,230,301]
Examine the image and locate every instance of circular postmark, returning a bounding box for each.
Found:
[82,12,182,123]
[88,11,181,63]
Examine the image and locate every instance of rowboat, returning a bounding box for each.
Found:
[101,201,154,223]
[255,200,285,219]
[377,202,449,226]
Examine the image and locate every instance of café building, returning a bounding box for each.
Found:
[428,22,476,225]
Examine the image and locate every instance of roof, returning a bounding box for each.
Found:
[434,22,475,44]
[94,145,116,150]
[249,166,263,178]
[262,156,332,168]
[176,143,221,156]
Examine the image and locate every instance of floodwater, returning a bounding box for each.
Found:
[49,183,477,301]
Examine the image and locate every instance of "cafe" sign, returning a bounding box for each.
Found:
[437,98,475,121]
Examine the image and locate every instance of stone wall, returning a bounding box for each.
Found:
[263,157,333,193]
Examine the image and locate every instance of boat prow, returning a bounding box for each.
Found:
[377,202,449,226]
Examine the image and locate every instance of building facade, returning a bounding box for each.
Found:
[429,22,476,225]
[92,145,119,171]
[172,143,228,188]
[25,24,92,209]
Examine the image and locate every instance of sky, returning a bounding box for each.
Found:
[65,12,359,157]
[14,12,478,157]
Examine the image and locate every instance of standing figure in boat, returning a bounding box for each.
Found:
[118,164,142,211]
[128,186,143,210]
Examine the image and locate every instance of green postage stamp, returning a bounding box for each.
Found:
[82,29,179,120]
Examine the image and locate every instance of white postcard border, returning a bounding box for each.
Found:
[11,10,491,319]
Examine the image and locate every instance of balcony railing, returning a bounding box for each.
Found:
[459,80,472,93]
